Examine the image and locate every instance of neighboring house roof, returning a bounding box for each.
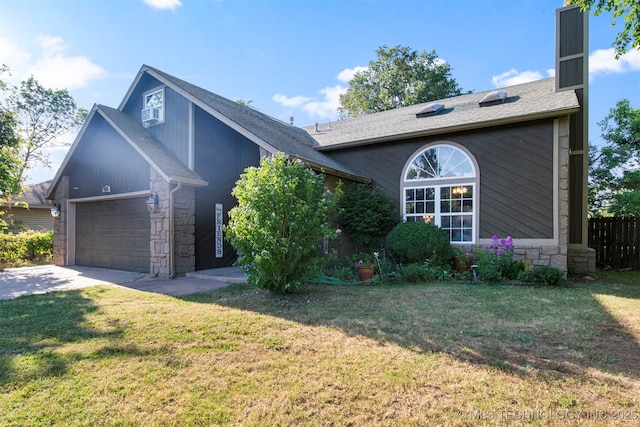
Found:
[3,180,52,208]
[123,65,368,182]
[21,180,53,207]
[304,78,581,150]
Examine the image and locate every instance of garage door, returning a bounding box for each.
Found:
[75,198,150,273]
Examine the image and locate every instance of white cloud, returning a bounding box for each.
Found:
[274,85,347,121]
[272,93,313,108]
[303,85,346,119]
[491,69,545,87]
[0,35,105,90]
[589,48,640,76]
[0,37,32,83]
[337,66,368,83]
[142,0,182,10]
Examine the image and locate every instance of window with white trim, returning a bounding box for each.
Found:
[403,144,477,243]
[141,88,165,127]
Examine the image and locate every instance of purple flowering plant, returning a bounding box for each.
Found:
[483,235,514,256]
[475,235,521,282]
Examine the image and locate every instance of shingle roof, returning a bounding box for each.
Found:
[141,66,367,181]
[10,180,52,208]
[98,105,207,186]
[304,78,581,150]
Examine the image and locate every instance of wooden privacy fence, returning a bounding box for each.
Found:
[588,217,640,270]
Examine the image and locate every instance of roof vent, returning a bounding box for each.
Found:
[416,103,444,118]
[479,91,507,107]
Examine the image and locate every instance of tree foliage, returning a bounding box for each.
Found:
[0,65,22,202]
[6,76,87,181]
[338,45,464,117]
[568,0,640,58]
[226,152,342,293]
[338,183,399,251]
[589,99,640,216]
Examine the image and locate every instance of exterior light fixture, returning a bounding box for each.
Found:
[50,203,61,218]
[102,185,111,194]
[146,193,159,213]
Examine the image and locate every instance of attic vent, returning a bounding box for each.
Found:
[479,91,507,107]
[416,103,444,118]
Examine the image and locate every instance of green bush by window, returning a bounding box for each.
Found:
[386,221,452,265]
[518,266,567,287]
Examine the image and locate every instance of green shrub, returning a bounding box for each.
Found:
[0,229,53,267]
[386,221,452,265]
[518,266,567,286]
[398,260,452,283]
[339,183,399,251]
[226,153,342,294]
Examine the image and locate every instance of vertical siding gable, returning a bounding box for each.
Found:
[120,74,190,166]
[327,120,555,239]
[66,114,150,198]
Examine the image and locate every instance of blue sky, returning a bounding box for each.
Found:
[1,0,638,185]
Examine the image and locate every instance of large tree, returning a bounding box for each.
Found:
[0,65,22,201]
[338,45,464,117]
[7,76,86,181]
[568,0,640,58]
[589,99,640,216]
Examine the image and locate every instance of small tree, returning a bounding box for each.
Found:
[338,183,399,251]
[226,152,341,293]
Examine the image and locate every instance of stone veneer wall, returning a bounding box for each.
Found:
[567,247,596,276]
[52,175,69,266]
[149,169,196,277]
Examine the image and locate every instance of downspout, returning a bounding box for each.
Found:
[168,182,182,279]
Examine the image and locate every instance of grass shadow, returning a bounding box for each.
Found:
[0,288,124,385]
[182,279,640,381]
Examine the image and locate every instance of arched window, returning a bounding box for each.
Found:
[402,144,477,243]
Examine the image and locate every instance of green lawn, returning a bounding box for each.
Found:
[1,275,639,426]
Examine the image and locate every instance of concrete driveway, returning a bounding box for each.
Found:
[0,265,244,300]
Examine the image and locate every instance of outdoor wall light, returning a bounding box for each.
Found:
[50,203,61,218]
[146,193,159,213]
[102,185,111,194]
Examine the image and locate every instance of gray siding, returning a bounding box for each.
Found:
[121,74,190,165]
[75,198,150,273]
[193,106,260,270]
[67,114,149,199]
[327,120,555,239]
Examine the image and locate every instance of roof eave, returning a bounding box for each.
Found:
[287,154,371,184]
[316,107,581,151]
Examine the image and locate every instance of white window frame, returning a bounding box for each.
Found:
[401,143,479,244]
[141,87,165,127]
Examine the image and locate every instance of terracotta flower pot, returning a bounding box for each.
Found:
[357,266,375,281]
[453,256,473,273]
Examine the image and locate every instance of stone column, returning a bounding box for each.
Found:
[52,176,69,266]
[149,169,170,276]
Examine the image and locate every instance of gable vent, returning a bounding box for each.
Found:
[479,91,507,107]
[416,103,444,118]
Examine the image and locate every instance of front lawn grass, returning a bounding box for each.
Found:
[1,278,639,426]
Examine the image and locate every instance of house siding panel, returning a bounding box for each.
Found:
[121,75,190,165]
[193,106,260,270]
[327,120,555,239]
[66,114,150,199]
